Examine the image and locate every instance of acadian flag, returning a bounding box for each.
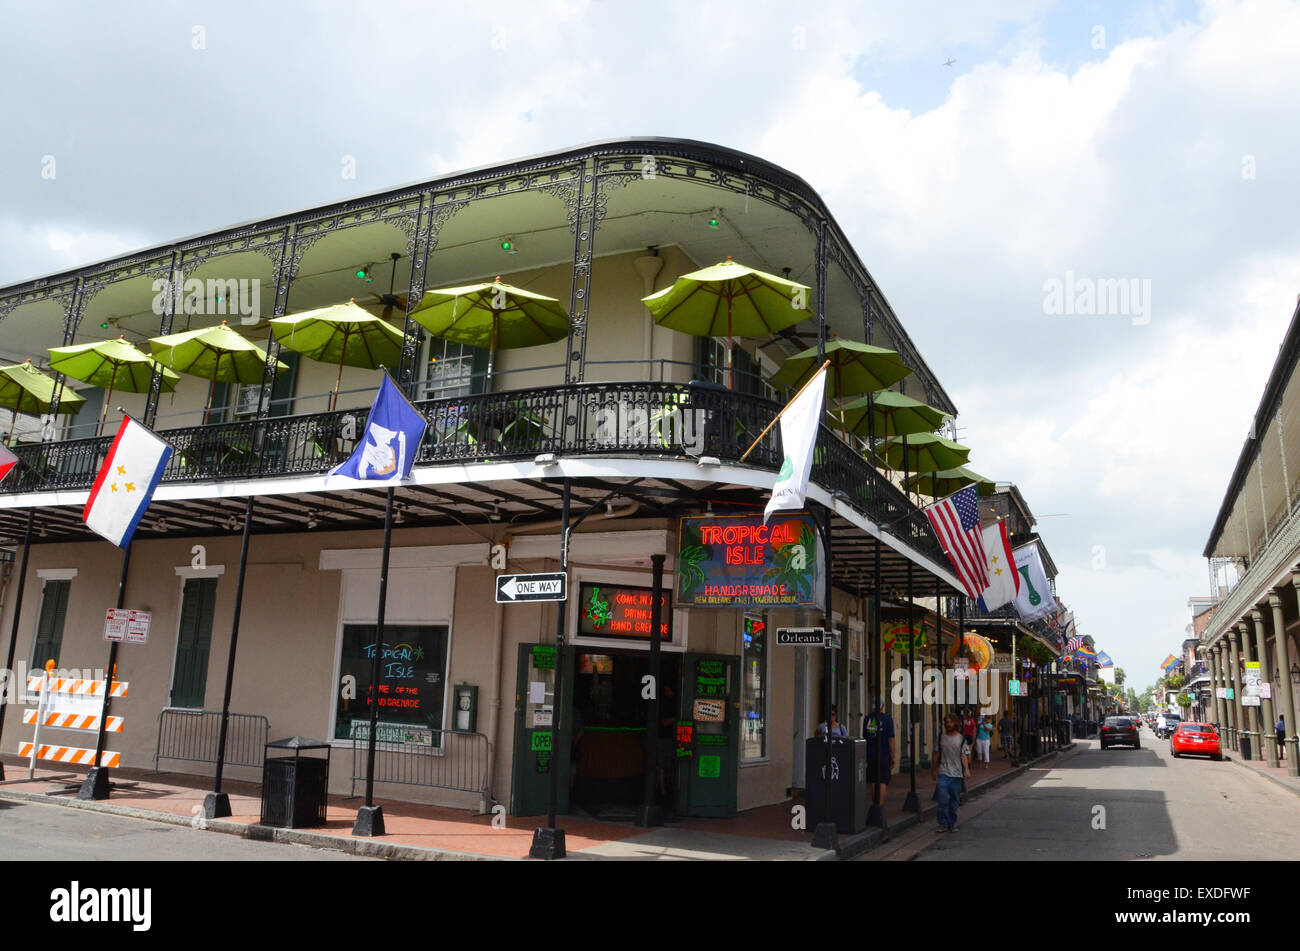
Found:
[975,519,1019,611]
[82,417,173,548]
[764,362,827,523]
[0,442,17,486]
[1011,543,1057,620]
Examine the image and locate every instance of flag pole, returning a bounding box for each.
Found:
[739,360,830,463]
[354,484,395,837]
[203,494,255,820]
[78,540,132,801]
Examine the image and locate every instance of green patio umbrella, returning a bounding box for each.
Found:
[642,258,811,390]
[149,320,288,422]
[880,432,971,474]
[836,390,949,440]
[771,339,912,399]
[0,361,87,442]
[409,277,569,390]
[270,301,403,411]
[47,336,182,435]
[906,466,995,498]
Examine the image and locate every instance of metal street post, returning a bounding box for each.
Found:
[0,509,34,781]
[78,542,132,801]
[531,478,572,859]
[902,558,919,813]
[353,486,396,836]
[203,495,255,820]
[636,553,667,827]
[811,504,838,849]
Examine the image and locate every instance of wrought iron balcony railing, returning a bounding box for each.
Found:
[1,380,945,563]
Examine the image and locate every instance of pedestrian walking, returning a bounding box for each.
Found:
[931,713,971,833]
[975,714,993,769]
[1277,715,1286,762]
[997,710,1016,760]
[816,704,848,738]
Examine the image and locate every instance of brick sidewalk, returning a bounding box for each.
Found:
[0,744,1058,860]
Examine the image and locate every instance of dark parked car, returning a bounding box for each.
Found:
[1101,716,1140,749]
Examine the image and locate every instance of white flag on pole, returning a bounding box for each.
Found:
[1012,542,1058,620]
[764,365,827,523]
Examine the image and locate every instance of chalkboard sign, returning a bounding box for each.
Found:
[334,623,450,741]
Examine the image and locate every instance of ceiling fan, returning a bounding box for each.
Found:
[361,252,408,321]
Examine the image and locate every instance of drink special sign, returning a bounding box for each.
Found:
[677,513,817,607]
[577,583,673,642]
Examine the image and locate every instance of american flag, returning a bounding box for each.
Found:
[923,484,988,599]
[1066,635,1083,651]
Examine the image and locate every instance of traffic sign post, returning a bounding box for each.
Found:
[776,627,837,647]
[496,572,567,603]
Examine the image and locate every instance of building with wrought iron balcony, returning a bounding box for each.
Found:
[1201,294,1300,770]
[0,137,980,819]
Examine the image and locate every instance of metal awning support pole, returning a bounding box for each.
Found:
[865,525,886,828]
[811,505,838,850]
[203,495,255,820]
[531,478,572,859]
[0,509,35,781]
[902,558,920,813]
[636,553,667,827]
[353,486,396,836]
[78,541,132,801]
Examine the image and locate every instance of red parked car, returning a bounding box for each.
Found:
[1169,722,1223,760]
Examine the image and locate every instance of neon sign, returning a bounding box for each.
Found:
[678,513,817,607]
[577,583,673,642]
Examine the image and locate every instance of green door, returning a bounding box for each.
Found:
[170,577,217,709]
[510,643,574,816]
[675,653,740,818]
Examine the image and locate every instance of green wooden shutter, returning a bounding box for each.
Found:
[170,577,218,709]
[30,580,71,668]
[470,345,490,394]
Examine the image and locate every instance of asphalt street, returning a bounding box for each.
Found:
[862,724,1300,861]
[0,798,373,861]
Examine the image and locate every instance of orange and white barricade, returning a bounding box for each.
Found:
[21,664,126,777]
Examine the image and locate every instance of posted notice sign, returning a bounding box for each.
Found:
[496,572,566,603]
[104,609,150,644]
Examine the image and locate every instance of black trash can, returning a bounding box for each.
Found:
[260,736,331,828]
[804,737,867,834]
[1239,732,1253,761]
[1020,731,1039,758]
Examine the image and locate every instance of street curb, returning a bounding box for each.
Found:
[0,787,506,861]
[1222,754,1300,801]
[834,742,1081,861]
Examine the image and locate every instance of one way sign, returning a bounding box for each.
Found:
[496,572,567,603]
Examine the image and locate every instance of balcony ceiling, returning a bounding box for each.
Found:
[0,139,950,413]
[0,473,965,600]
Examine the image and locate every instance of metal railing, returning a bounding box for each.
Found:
[154,708,271,772]
[349,730,491,806]
[3,379,946,566]
[1205,503,1300,645]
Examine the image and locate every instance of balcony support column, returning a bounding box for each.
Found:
[1236,623,1257,758]
[42,278,84,438]
[1251,608,1278,766]
[1209,644,1225,739]
[143,250,180,428]
[1271,591,1297,775]
[1228,628,1244,752]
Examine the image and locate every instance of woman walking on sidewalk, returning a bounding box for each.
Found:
[975,715,993,769]
[932,714,971,833]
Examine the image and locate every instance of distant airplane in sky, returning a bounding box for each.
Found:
[943,58,957,67]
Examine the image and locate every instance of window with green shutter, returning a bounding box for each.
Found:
[170,577,218,709]
[30,580,71,669]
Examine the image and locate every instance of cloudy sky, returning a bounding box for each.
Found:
[4,0,1298,690]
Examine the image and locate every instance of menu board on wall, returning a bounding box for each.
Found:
[576,583,673,643]
[677,513,818,607]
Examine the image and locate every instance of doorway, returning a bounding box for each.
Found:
[570,648,683,819]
